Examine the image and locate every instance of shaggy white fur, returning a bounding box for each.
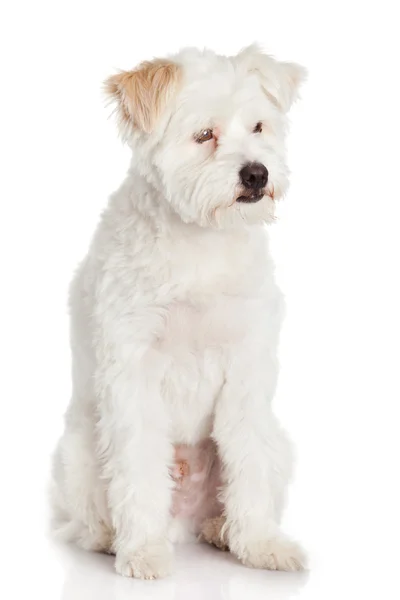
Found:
[51,44,307,579]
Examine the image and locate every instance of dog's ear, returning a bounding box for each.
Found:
[105,59,181,135]
[237,44,307,113]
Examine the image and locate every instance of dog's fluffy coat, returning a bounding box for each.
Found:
[51,45,306,578]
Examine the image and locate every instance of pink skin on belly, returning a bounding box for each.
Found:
[170,439,223,532]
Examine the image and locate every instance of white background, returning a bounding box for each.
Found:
[1,1,399,598]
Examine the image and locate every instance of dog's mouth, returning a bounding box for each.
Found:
[236,185,274,204]
[236,191,265,203]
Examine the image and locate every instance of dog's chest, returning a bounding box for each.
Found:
[155,226,270,443]
[158,286,264,445]
[161,294,252,351]
[159,301,229,443]
[157,227,266,349]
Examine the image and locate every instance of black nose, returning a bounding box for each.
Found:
[239,162,268,190]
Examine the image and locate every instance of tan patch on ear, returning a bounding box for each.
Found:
[105,59,181,134]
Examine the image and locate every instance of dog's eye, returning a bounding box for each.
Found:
[253,122,263,134]
[196,129,214,143]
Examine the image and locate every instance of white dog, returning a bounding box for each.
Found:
[51,44,307,579]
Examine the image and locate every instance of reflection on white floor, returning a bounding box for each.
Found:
[57,542,308,600]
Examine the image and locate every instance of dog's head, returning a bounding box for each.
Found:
[106,45,306,228]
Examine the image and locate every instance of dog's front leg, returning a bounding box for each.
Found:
[96,331,174,579]
[213,343,306,571]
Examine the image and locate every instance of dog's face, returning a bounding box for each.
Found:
[106,46,306,228]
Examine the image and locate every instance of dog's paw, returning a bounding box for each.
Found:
[115,542,173,579]
[200,516,229,550]
[238,536,307,572]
